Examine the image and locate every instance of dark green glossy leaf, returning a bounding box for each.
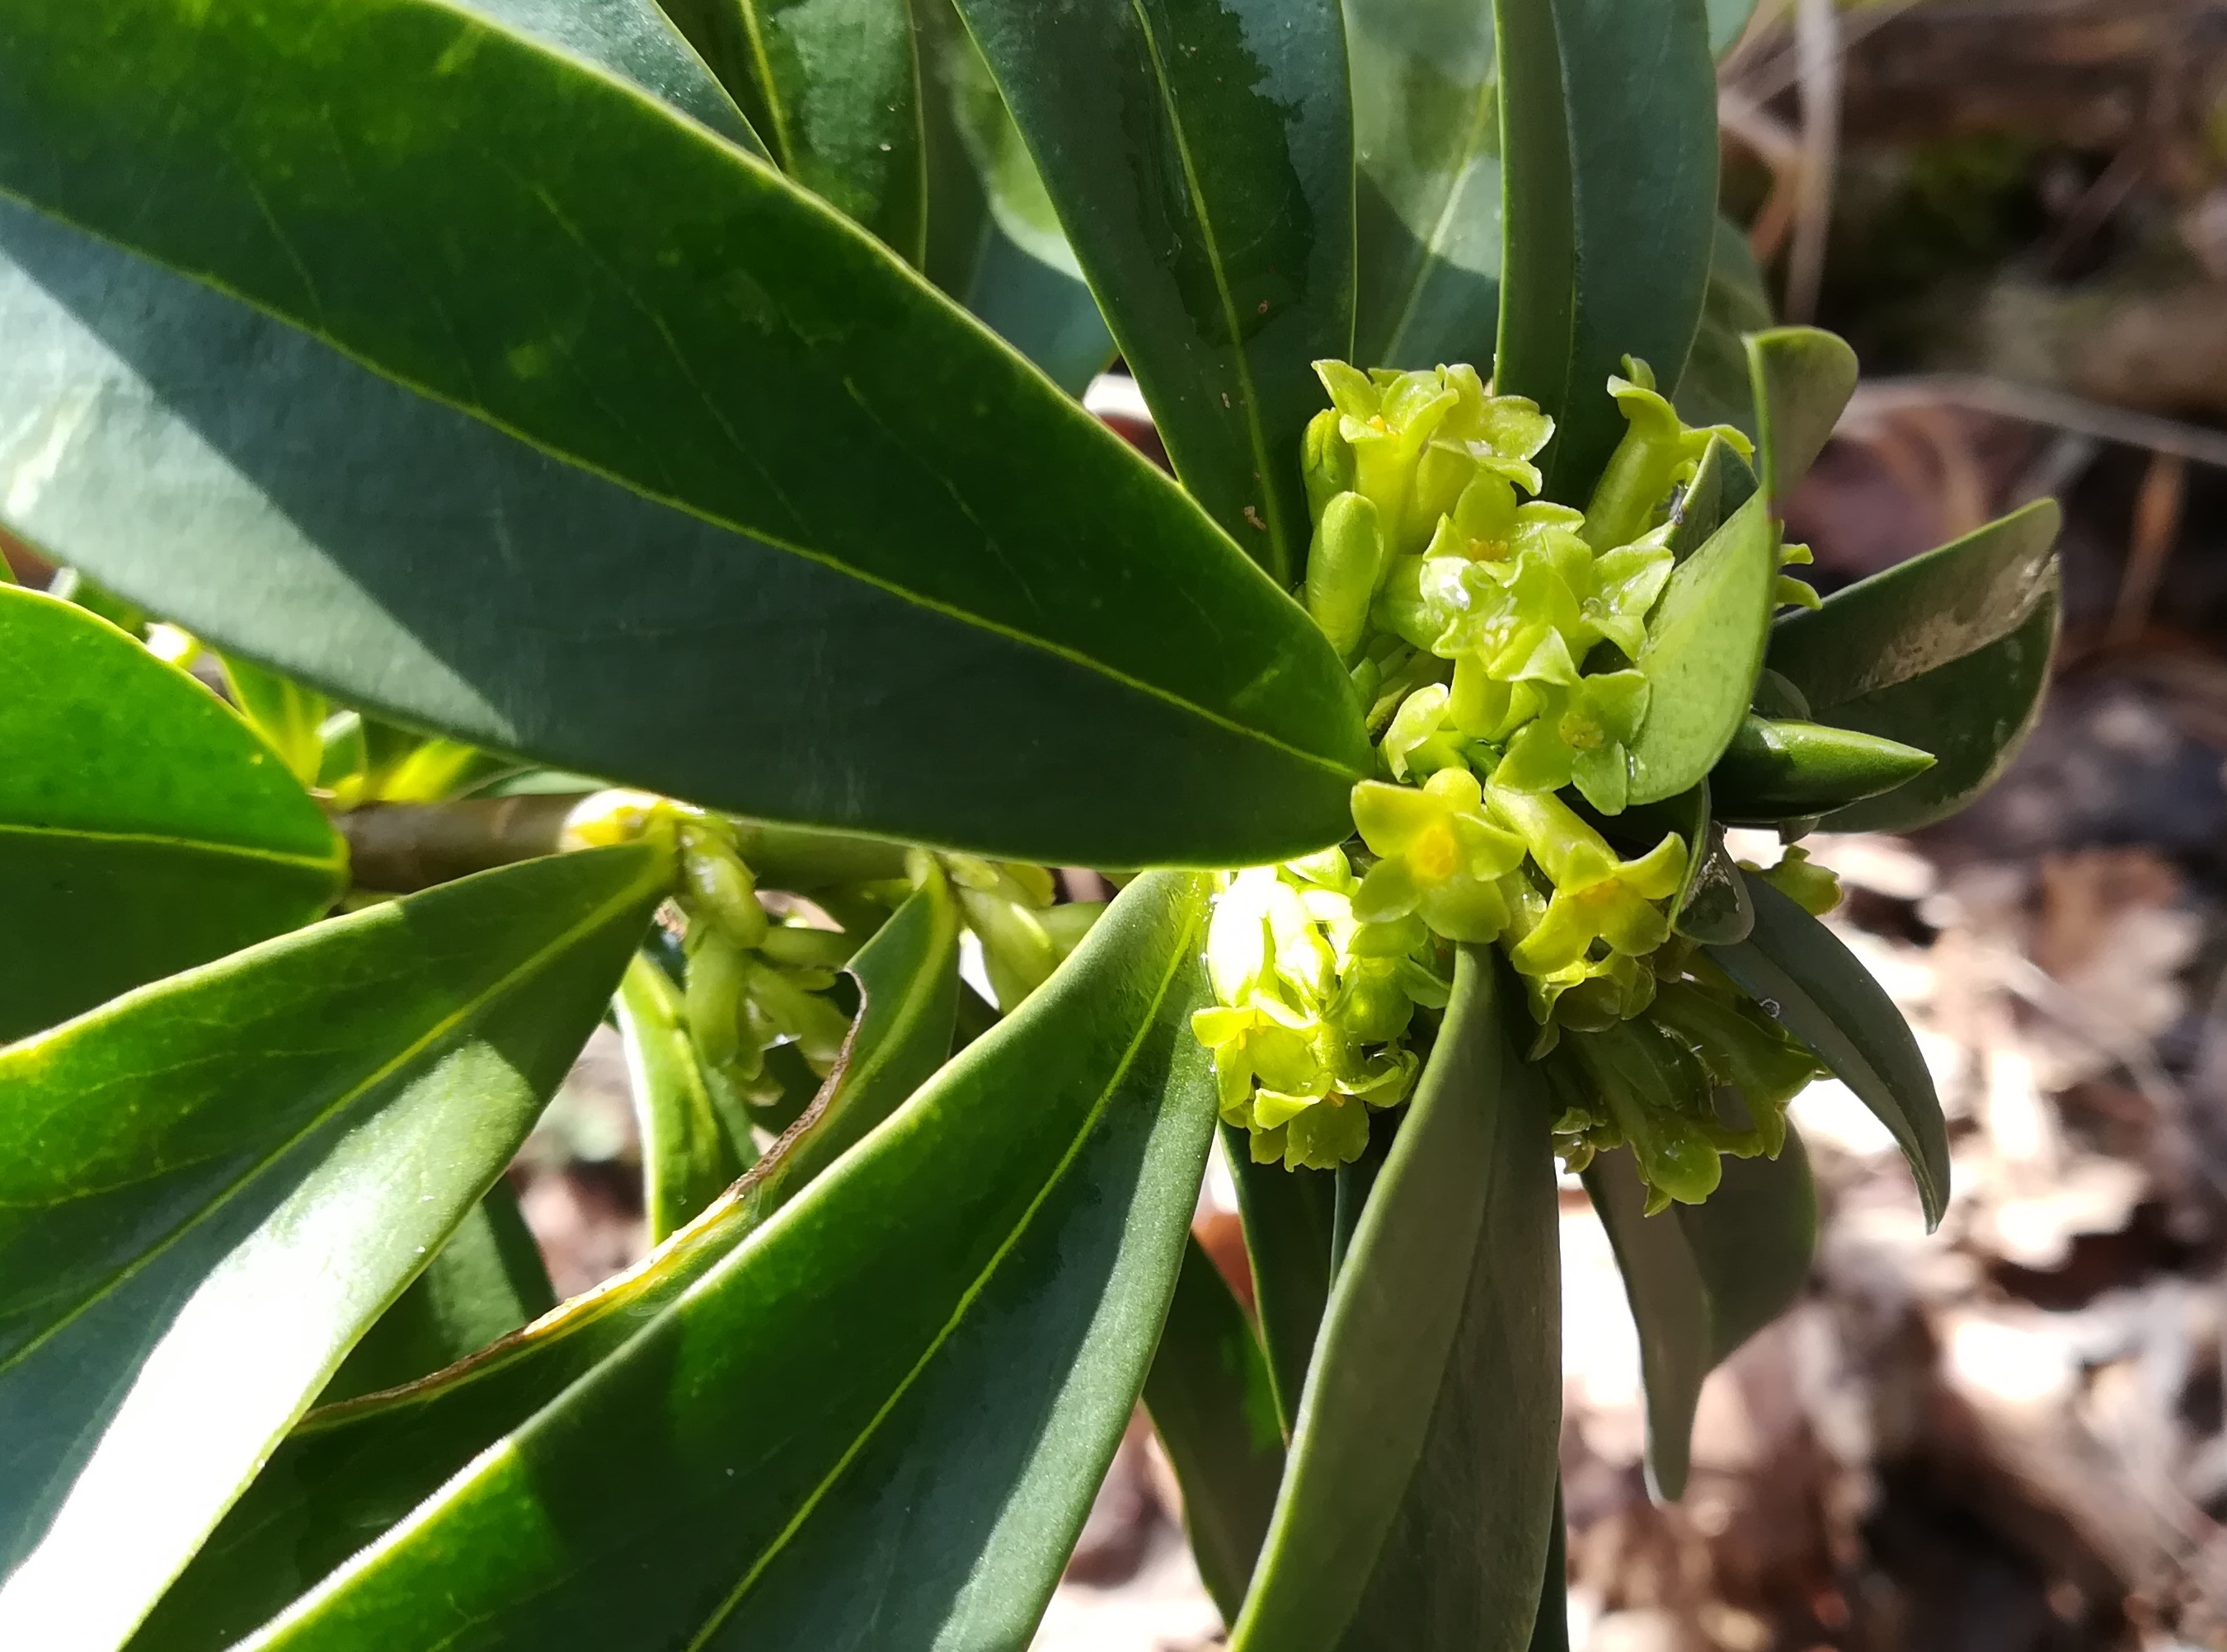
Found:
[657,0,923,257]
[1144,1237,1285,1623]
[1529,1486,1569,1652]
[1711,716,1937,823]
[1708,0,1762,54]
[1674,219,1772,438]
[318,1179,557,1407]
[1769,500,2060,711]
[1493,0,1717,503]
[1627,492,1778,805]
[0,585,345,1043]
[1224,1124,1337,1436]
[0,2,1368,868]
[0,845,667,1652]
[1769,500,2061,832]
[134,875,960,1652]
[1231,949,1561,1652]
[617,951,747,1242]
[1347,0,1502,373]
[952,0,1355,584]
[1710,875,1949,1229]
[476,0,764,150]
[731,870,961,1220]
[237,872,1214,1651]
[916,0,1114,393]
[1664,434,1760,563]
[1745,327,1858,508]
[1819,579,2060,833]
[1586,1131,1816,1499]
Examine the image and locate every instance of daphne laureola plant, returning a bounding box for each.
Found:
[0,0,2059,1648]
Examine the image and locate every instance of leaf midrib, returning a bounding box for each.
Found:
[0,852,662,1384]
[297,886,957,1431]
[0,174,1351,785]
[683,894,1200,1647]
[730,0,796,168]
[0,817,343,879]
[1374,62,1497,363]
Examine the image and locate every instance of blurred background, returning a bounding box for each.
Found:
[169,2,2227,1646]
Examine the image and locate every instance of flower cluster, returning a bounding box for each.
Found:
[1191,852,1452,1170]
[1197,359,1834,1205]
[566,794,858,1110]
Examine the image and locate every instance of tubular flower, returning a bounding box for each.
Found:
[1741,844,1844,915]
[1562,1019,1727,1212]
[1582,359,1753,554]
[1314,361,1462,554]
[1351,768,1527,942]
[1571,526,1675,661]
[1379,683,1469,781]
[1491,668,1651,814]
[1193,854,1452,1171]
[1489,784,1685,972]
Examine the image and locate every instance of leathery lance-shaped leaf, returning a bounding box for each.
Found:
[914,0,1114,393]
[617,951,747,1243]
[1627,491,1778,805]
[951,0,1355,586]
[1817,578,2059,834]
[1492,0,1718,504]
[1143,1237,1285,1624]
[1712,875,1950,1229]
[1529,1487,1570,1652]
[471,0,764,152]
[0,844,669,1652]
[1224,1122,1337,1436]
[1663,434,1760,564]
[1769,498,2061,711]
[0,584,345,1043]
[1746,327,1858,508]
[1674,220,1774,439]
[1769,499,2061,832]
[731,867,961,1219]
[317,1177,557,1407]
[1231,950,1561,1652]
[655,0,924,258]
[233,873,1214,1652]
[0,9,1369,870]
[1585,1132,1817,1500]
[1346,0,1503,373]
[134,874,961,1652]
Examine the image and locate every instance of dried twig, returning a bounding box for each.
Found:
[1783,0,1842,326]
[2110,452,2188,646]
[1846,376,2227,472]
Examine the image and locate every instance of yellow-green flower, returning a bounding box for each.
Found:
[1740,844,1843,915]
[1491,668,1651,814]
[1315,361,1461,553]
[1572,528,1675,660]
[1191,996,1327,1124]
[1489,784,1685,971]
[1351,768,1526,941]
[1582,361,1752,554]
[1379,683,1468,781]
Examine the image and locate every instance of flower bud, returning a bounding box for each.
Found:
[1304,491,1384,659]
[1711,716,1935,822]
[1303,408,1356,522]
